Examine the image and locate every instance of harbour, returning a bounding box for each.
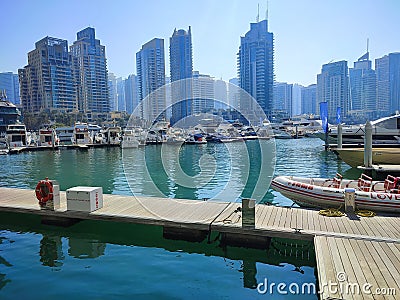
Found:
[1,138,399,298]
[2,1,400,298]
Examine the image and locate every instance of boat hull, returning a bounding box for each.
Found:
[271,176,400,213]
[335,148,400,167]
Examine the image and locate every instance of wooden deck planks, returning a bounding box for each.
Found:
[315,236,399,300]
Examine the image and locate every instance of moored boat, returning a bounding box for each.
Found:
[271,173,400,213]
[38,127,59,147]
[185,133,207,144]
[72,122,92,145]
[120,129,139,149]
[334,147,400,167]
[314,113,400,145]
[6,123,28,148]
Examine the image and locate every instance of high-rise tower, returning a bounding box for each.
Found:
[169,27,193,125]
[349,51,376,117]
[238,19,274,118]
[317,61,350,123]
[376,53,400,116]
[70,27,109,114]
[19,37,76,112]
[136,38,166,122]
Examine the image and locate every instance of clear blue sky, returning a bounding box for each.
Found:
[1,0,399,86]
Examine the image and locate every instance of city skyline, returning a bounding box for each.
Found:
[2,0,400,87]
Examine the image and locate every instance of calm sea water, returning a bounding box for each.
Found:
[0,138,360,299]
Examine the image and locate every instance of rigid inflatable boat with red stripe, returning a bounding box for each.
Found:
[271,173,400,213]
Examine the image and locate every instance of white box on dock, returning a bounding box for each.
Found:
[66,186,103,212]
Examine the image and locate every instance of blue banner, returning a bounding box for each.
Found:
[336,107,341,125]
[320,102,328,133]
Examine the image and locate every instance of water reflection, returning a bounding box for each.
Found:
[242,259,257,289]
[0,212,316,297]
[39,235,63,268]
[123,140,275,202]
[0,237,12,290]
[0,138,356,206]
[68,238,106,259]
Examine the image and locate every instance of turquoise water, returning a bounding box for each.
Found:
[0,138,360,299]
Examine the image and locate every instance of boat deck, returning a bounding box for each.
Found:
[0,187,399,298]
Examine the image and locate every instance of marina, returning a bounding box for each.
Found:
[0,186,399,299]
[0,137,399,299]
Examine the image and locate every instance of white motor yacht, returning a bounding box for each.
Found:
[6,123,28,148]
[121,129,139,148]
[314,114,400,144]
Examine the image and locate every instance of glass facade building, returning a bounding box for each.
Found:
[376,52,400,116]
[349,52,376,118]
[136,38,166,122]
[0,72,20,105]
[317,61,349,123]
[19,37,76,112]
[301,84,317,115]
[238,19,274,118]
[169,27,193,125]
[70,27,109,114]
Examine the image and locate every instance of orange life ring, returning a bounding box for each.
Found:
[35,179,53,205]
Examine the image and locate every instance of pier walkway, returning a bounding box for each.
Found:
[0,187,399,299]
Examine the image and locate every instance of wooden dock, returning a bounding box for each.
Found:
[0,187,399,299]
[8,143,119,154]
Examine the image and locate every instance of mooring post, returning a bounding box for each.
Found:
[344,188,356,214]
[364,121,373,168]
[337,123,343,149]
[324,130,329,151]
[242,198,255,228]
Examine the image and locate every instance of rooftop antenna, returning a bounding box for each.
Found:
[366,38,369,53]
[256,3,260,22]
[266,0,269,20]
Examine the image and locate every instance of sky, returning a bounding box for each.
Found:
[1,0,400,87]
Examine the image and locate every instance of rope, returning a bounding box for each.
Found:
[319,208,344,217]
[222,207,242,224]
[355,210,376,217]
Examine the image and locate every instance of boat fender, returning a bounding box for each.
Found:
[35,178,54,206]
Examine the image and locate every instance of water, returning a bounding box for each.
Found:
[0,138,360,299]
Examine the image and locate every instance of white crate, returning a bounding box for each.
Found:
[66,186,103,212]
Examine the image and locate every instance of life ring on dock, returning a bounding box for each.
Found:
[35,178,53,205]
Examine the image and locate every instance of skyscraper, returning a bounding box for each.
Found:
[317,61,349,123]
[70,27,109,114]
[116,77,125,112]
[238,19,274,118]
[19,37,76,112]
[273,82,292,117]
[376,53,400,116]
[301,84,317,115]
[214,79,228,110]
[0,72,20,105]
[291,84,303,117]
[169,27,193,125]
[192,71,214,114]
[349,52,376,117]
[136,38,166,122]
[228,77,240,109]
[124,74,138,115]
[108,72,118,111]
